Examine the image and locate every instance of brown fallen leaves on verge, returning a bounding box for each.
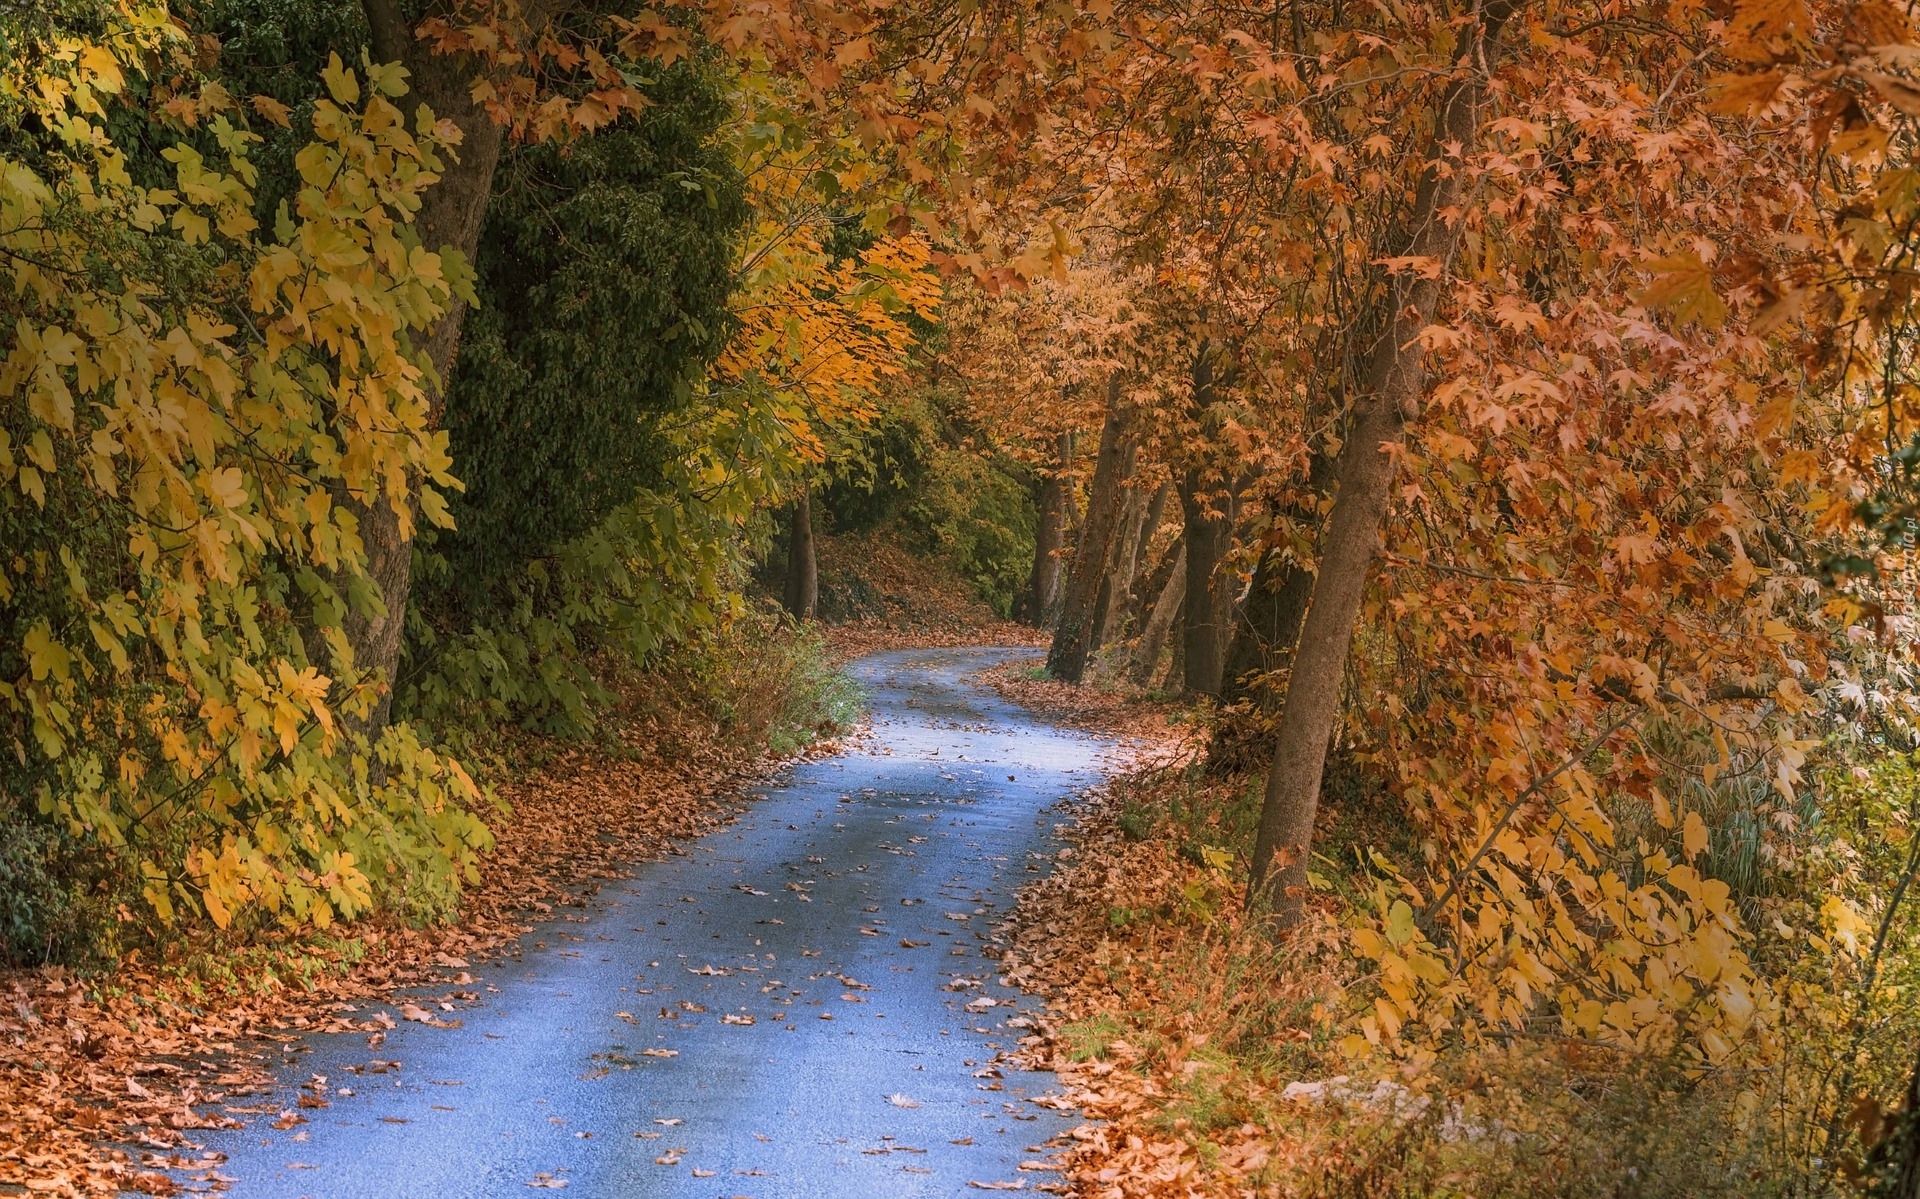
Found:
[0,671,826,1197]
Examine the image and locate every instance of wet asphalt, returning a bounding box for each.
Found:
[193,646,1114,1198]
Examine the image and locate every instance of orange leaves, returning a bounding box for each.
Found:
[1724,0,1816,61]
[1640,254,1728,327]
[418,6,651,144]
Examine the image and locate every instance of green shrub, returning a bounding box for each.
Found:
[0,810,117,968]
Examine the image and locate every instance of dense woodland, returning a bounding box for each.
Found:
[6,0,1920,1193]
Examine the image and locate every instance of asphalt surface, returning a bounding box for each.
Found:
[196,646,1115,1198]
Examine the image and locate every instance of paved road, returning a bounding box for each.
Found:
[197,646,1113,1198]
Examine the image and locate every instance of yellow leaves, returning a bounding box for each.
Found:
[1682,810,1710,860]
[321,52,360,106]
[2,26,485,934]
[1821,895,1872,956]
[22,620,71,682]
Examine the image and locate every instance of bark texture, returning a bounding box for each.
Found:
[1867,1053,1920,1198]
[1130,539,1186,684]
[1020,435,1072,626]
[1177,350,1241,698]
[349,0,512,735]
[783,484,818,620]
[1047,386,1134,683]
[1096,481,1157,647]
[1122,480,1172,628]
[1219,454,1333,713]
[1247,4,1514,914]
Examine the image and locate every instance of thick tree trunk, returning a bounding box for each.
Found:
[1208,545,1316,773]
[347,0,511,736]
[1220,549,1313,707]
[1048,384,1133,683]
[1166,598,1188,690]
[1177,350,1241,699]
[1246,4,1514,916]
[1020,435,1072,626]
[783,484,818,620]
[1130,539,1186,685]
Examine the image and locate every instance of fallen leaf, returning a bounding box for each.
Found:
[887,1093,923,1108]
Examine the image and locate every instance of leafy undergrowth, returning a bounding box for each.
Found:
[994,688,1823,1198]
[998,768,1788,1198]
[814,529,1046,661]
[0,616,857,1197]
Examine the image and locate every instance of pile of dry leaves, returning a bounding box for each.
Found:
[996,786,1344,1199]
[985,680,1361,1199]
[977,659,1197,746]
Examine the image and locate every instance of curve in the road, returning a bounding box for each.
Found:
[192,646,1115,1198]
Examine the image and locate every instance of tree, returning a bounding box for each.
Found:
[1244,2,1514,905]
[1,14,487,930]
[1018,434,1072,626]
[783,482,819,619]
[1047,382,1135,681]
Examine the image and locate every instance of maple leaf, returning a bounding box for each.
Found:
[1640,255,1727,327]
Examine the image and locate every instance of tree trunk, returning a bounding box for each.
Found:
[1177,349,1241,699]
[1208,545,1317,773]
[1096,482,1156,648]
[1246,3,1515,916]
[1219,454,1332,711]
[1166,596,1188,690]
[1020,435,1071,626]
[783,483,818,620]
[1130,539,1186,685]
[347,0,510,736]
[1867,1051,1920,1197]
[1868,1051,1920,1197]
[1122,480,1172,627]
[1220,548,1313,708]
[1048,383,1133,683]
[1178,469,1235,698]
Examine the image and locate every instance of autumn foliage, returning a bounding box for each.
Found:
[8,0,1920,1191]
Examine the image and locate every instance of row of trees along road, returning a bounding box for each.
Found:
[11,0,1920,1181]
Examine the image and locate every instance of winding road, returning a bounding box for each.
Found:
[197,646,1115,1198]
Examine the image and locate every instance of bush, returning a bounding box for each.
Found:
[670,604,864,755]
[0,811,117,969]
